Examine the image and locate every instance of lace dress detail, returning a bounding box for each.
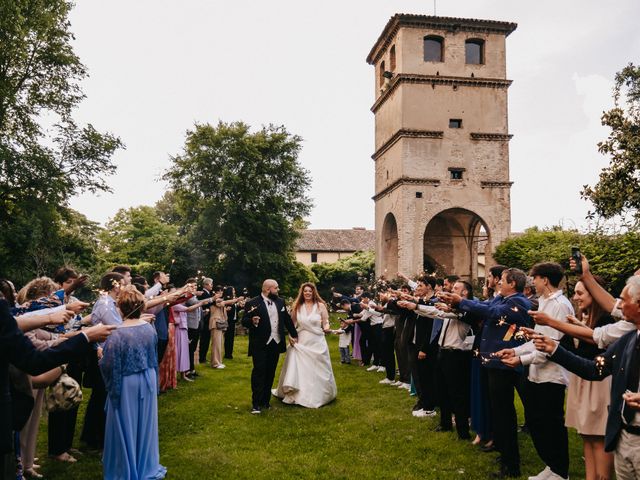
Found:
[99,323,158,406]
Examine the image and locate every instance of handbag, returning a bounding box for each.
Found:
[215,319,228,331]
[45,372,83,412]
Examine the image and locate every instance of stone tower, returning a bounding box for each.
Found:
[367,14,517,280]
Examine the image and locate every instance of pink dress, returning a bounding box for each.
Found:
[171,304,191,373]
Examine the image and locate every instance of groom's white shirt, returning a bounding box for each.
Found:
[262,294,281,345]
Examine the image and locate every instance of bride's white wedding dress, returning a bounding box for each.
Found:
[272,303,337,408]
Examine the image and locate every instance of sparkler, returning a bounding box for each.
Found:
[168,258,176,275]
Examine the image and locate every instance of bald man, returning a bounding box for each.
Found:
[241,279,298,413]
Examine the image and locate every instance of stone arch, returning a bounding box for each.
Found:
[381,212,399,276]
[422,208,490,280]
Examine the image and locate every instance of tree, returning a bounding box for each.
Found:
[163,121,312,290]
[0,202,101,286]
[311,250,375,300]
[0,0,122,285]
[98,206,180,280]
[493,227,640,295]
[582,63,640,224]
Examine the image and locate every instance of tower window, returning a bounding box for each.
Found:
[390,45,396,71]
[379,60,386,86]
[416,192,423,198]
[311,253,318,263]
[449,119,463,128]
[465,39,484,65]
[449,168,465,180]
[423,36,444,62]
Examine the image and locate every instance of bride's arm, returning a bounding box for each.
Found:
[319,304,333,333]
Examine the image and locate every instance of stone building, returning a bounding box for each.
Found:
[367,14,517,280]
[295,228,375,266]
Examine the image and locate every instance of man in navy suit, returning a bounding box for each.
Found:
[535,276,640,480]
[241,279,298,414]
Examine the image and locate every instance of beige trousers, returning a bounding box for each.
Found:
[210,329,224,367]
[20,388,45,469]
[615,429,640,480]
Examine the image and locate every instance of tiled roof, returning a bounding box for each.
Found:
[296,229,375,253]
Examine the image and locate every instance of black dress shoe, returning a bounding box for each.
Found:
[481,444,497,453]
[412,402,423,412]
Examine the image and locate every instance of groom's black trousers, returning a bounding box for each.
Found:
[251,339,281,408]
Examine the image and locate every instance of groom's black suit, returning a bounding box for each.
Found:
[241,295,298,409]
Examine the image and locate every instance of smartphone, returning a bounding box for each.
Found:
[571,246,582,274]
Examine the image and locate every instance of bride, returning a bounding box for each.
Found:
[272,283,337,408]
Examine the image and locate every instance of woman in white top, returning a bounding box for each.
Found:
[272,283,337,408]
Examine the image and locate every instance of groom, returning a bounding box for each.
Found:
[241,279,298,414]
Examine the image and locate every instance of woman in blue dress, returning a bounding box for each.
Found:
[100,286,167,480]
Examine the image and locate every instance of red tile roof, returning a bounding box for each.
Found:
[296,229,375,253]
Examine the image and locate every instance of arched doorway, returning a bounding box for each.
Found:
[422,208,489,280]
[381,213,399,276]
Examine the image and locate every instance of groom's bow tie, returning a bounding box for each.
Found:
[267,300,273,306]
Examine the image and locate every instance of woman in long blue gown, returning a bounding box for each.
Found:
[100,286,167,480]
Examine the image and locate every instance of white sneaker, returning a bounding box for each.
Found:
[377,366,386,373]
[366,365,378,372]
[413,409,437,418]
[390,380,401,386]
[379,378,394,385]
[528,467,552,480]
[214,364,226,369]
[546,471,568,480]
[401,383,411,390]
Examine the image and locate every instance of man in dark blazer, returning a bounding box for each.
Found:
[0,298,114,472]
[241,279,298,414]
[535,276,640,479]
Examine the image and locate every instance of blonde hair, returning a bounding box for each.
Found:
[17,277,58,304]
[117,285,146,319]
[291,283,326,324]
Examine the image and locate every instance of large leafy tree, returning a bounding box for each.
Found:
[582,63,640,224]
[98,206,179,279]
[163,121,313,291]
[0,0,122,284]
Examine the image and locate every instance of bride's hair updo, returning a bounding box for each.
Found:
[291,282,326,323]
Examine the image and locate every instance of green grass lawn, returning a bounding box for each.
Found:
[36,330,586,479]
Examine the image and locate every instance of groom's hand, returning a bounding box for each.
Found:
[289,337,298,346]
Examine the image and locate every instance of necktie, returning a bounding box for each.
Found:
[623,333,640,424]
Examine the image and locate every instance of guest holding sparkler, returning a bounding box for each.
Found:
[101,285,167,479]
[439,268,531,479]
[533,275,640,480]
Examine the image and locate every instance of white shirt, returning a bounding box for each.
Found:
[513,289,573,385]
[382,312,397,329]
[364,302,384,325]
[438,316,472,350]
[338,329,352,348]
[262,294,280,344]
[593,319,636,349]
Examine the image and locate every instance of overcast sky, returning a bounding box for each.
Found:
[67,0,640,232]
